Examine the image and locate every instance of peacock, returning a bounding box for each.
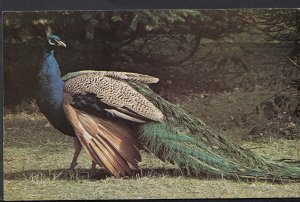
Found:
[36,31,300,181]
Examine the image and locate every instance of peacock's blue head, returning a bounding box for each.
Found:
[47,35,66,48]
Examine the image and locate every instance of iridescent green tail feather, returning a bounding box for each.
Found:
[128,81,300,181]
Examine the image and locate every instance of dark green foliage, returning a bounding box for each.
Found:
[128,81,300,181]
[243,9,300,48]
[3,10,248,106]
[3,9,300,111]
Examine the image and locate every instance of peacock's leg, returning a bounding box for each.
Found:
[90,160,97,178]
[69,137,82,170]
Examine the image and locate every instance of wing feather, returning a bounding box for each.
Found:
[96,124,141,167]
[64,74,164,122]
[78,111,142,167]
[62,70,159,84]
[63,104,141,177]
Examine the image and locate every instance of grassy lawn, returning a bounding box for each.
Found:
[4,91,300,200]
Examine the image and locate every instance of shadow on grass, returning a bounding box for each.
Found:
[4,167,185,181]
[4,168,298,184]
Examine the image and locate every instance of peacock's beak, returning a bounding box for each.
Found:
[56,40,67,47]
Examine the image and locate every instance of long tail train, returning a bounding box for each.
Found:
[129,81,300,181]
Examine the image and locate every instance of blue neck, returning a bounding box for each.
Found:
[39,50,62,78]
[37,50,64,110]
[36,49,75,136]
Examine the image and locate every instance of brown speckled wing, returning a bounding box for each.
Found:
[63,73,164,122]
[80,71,160,84]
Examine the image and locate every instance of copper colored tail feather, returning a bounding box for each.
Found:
[63,104,142,177]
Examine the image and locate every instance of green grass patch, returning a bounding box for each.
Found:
[4,91,300,200]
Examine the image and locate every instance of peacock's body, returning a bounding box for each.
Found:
[36,34,300,181]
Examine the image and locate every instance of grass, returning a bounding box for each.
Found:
[4,177,300,200]
[4,90,300,200]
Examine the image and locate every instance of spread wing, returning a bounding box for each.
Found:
[62,72,164,177]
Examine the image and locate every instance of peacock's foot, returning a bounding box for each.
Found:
[90,170,96,179]
[89,161,97,179]
[69,162,78,171]
[69,137,82,171]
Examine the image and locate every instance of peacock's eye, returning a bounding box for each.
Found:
[48,38,56,45]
